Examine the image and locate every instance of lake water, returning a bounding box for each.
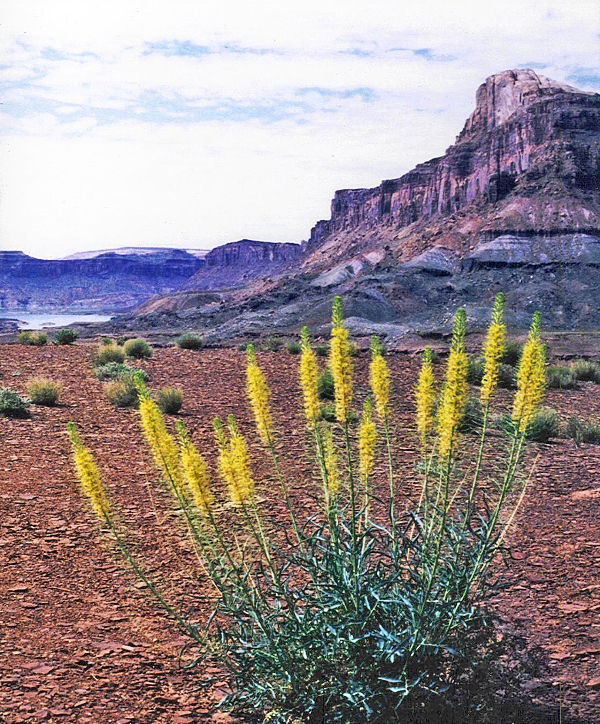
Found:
[0,311,113,330]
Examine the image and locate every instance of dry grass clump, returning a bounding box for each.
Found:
[565,417,600,446]
[123,338,153,359]
[104,378,138,408]
[156,386,183,414]
[27,377,63,406]
[570,358,600,383]
[92,344,125,367]
[18,331,47,346]
[545,365,576,389]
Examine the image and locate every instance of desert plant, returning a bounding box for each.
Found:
[124,338,152,359]
[570,358,600,383]
[348,341,359,357]
[545,365,576,389]
[176,333,204,350]
[501,339,523,367]
[116,336,127,346]
[156,386,183,414]
[68,293,545,723]
[458,395,483,432]
[101,337,113,345]
[564,417,600,446]
[317,367,335,400]
[93,362,148,382]
[262,336,282,352]
[467,355,485,385]
[525,407,559,442]
[286,340,301,355]
[54,328,78,345]
[104,378,138,408]
[18,331,47,346]
[0,387,29,417]
[237,342,249,352]
[315,343,328,357]
[27,377,62,406]
[497,363,516,389]
[92,344,125,367]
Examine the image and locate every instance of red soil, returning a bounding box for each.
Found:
[0,345,599,723]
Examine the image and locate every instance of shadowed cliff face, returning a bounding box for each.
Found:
[304,69,600,266]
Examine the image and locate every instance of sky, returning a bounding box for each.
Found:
[0,1,599,259]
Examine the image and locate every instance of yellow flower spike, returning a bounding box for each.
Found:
[299,327,320,425]
[416,347,436,447]
[67,422,111,520]
[246,343,273,445]
[329,296,353,424]
[322,427,340,501]
[512,312,545,432]
[138,395,186,497]
[437,309,468,459]
[176,421,214,517]
[214,416,255,507]
[358,398,377,481]
[480,293,506,405]
[369,336,390,421]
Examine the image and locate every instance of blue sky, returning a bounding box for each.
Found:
[0,0,598,258]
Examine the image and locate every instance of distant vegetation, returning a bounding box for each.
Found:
[18,331,47,346]
[571,358,600,383]
[124,338,153,359]
[93,362,148,382]
[92,344,126,367]
[54,329,78,345]
[176,333,204,350]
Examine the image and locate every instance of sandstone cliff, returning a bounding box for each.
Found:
[303,69,600,269]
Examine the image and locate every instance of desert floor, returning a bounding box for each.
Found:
[1,343,599,723]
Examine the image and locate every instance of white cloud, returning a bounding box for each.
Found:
[0,0,598,258]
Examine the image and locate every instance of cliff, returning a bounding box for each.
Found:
[182,239,302,290]
[304,69,600,268]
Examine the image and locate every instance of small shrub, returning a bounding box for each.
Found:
[177,333,204,350]
[348,342,359,357]
[286,340,301,355]
[156,387,183,415]
[124,338,153,359]
[458,395,483,432]
[545,365,576,389]
[565,417,600,446]
[317,368,335,400]
[93,363,148,382]
[315,343,328,357]
[54,328,78,345]
[27,377,62,406]
[467,355,485,385]
[497,363,516,389]
[262,336,282,352]
[18,331,47,346]
[92,344,125,367]
[237,342,249,352]
[104,379,138,408]
[0,387,29,417]
[570,359,600,383]
[319,403,337,422]
[501,339,523,367]
[525,407,560,442]
[101,337,113,345]
[116,336,127,346]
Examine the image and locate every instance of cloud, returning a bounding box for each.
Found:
[0,0,598,258]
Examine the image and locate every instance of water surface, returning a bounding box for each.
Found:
[0,312,112,330]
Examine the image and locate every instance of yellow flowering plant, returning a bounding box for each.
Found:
[68,298,546,724]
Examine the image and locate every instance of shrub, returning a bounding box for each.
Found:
[124,338,152,359]
[104,379,138,408]
[458,395,483,432]
[101,337,113,345]
[116,336,127,346]
[570,359,600,383]
[497,363,516,389]
[156,386,183,414]
[286,340,301,355]
[319,403,337,421]
[27,377,62,406]
[501,339,523,366]
[237,342,249,352]
[317,368,335,400]
[348,342,359,357]
[0,388,29,417]
[565,417,600,446]
[93,363,148,382]
[315,343,328,357]
[467,355,485,385]
[54,328,78,345]
[69,295,545,724]
[545,365,576,389]
[176,333,204,350]
[526,407,560,442]
[262,336,282,352]
[18,331,47,346]
[92,344,125,367]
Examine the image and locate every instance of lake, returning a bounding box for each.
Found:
[0,311,113,330]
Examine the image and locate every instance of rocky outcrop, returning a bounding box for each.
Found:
[0,249,205,311]
[183,239,301,290]
[304,69,600,264]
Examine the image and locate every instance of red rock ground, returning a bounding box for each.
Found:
[0,344,599,723]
